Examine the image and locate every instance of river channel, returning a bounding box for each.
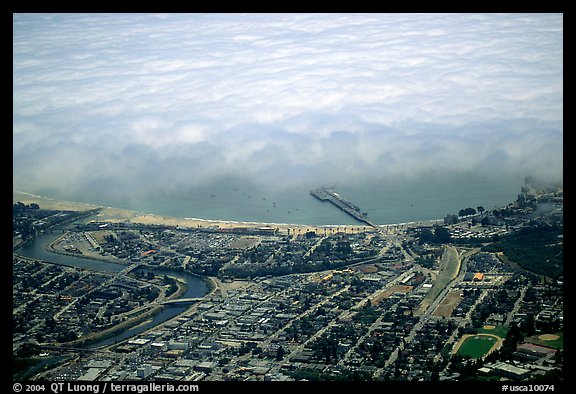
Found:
[16,228,209,348]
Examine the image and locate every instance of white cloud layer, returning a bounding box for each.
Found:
[13,13,563,200]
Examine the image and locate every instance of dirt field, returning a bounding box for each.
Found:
[218,279,251,292]
[358,264,379,273]
[229,237,260,249]
[371,285,413,306]
[539,334,560,341]
[432,290,462,317]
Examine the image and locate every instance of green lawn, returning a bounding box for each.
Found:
[457,335,498,359]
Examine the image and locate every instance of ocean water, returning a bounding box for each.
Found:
[69,172,524,226]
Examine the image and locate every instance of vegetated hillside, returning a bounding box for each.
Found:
[482,224,563,279]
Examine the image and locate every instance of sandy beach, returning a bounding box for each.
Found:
[13,190,382,235]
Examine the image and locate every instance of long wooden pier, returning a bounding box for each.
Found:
[310,187,379,229]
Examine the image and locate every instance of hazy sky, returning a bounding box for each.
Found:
[13,13,563,201]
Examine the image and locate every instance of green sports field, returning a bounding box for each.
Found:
[457,335,498,358]
[479,325,509,338]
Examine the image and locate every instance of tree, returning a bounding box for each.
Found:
[459,207,477,217]
[434,226,452,243]
[56,329,78,343]
[554,348,563,365]
[501,323,523,358]
[45,316,57,330]
[15,342,40,358]
[520,313,536,337]
[477,206,485,215]
[418,228,436,244]
[19,222,34,240]
[276,345,286,361]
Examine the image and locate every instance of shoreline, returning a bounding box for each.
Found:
[13,190,445,233]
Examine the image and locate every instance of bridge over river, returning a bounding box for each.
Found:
[159,297,204,305]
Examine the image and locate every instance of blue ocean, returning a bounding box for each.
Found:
[60,172,524,226]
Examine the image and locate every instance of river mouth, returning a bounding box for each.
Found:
[14,226,209,349]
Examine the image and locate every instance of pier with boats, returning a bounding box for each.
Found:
[310,187,379,229]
